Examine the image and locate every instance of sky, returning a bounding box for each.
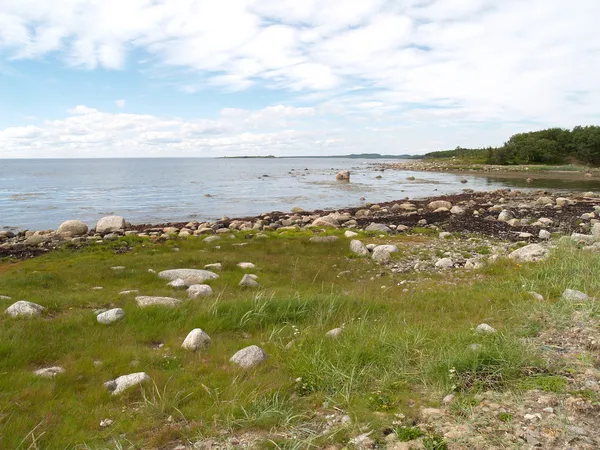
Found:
[0,0,599,158]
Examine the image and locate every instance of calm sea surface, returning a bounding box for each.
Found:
[2,158,600,230]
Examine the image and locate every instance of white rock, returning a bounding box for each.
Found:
[104,372,150,395]
[34,366,65,378]
[111,266,125,270]
[539,229,552,240]
[428,200,452,210]
[365,223,392,233]
[475,323,497,334]
[203,236,221,243]
[508,244,549,263]
[100,419,114,428]
[204,263,222,271]
[237,262,256,270]
[562,289,589,302]
[344,230,358,238]
[592,223,600,241]
[311,216,340,228]
[57,220,89,236]
[158,269,219,286]
[439,232,452,239]
[350,240,369,256]
[497,210,514,222]
[371,245,399,263]
[135,296,181,307]
[450,206,465,215]
[326,328,343,338]
[167,278,187,289]
[556,197,573,207]
[435,258,454,269]
[239,274,260,288]
[181,328,212,351]
[230,345,268,368]
[187,284,213,298]
[97,308,125,324]
[96,216,126,234]
[0,295,12,300]
[529,291,544,301]
[5,300,45,317]
[119,290,138,295]
[571,233,596,244]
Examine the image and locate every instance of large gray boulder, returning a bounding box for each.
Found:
[187,284,213,298]
[158,269,219,286]
[96,216,126,234]
[104,372,150,395]
[5,300,45,317]
[593,223,600,241]
[182,328,212,351]
[497,210,514,222]
[428,200,452,210]
[57,220,89,236]
[239,274,260,288]
[135,296,181,307]
[311,216,340,228]
[350,240,369,256]
[97,308,125,324]
[371,245,399,263]
[365,223,392,233]
[508,244,549,263]
[230,345,268,368]
[562,289,589,302]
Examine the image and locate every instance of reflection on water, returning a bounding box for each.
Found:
[2,158,600,230]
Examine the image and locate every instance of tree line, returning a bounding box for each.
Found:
[424,126,600,166]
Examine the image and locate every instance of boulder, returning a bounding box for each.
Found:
[34,366,65,378]
[239,274,260,288]
[529,291,544,301]
[97,308,125,324]
[428,200,452,210]
[350,240,369,256]
[230,345,268,368]
[135,296,181,307]
[326,328,343,338]
[365,223,392,233]
[450,206,465,215]
[57,220,88,236]
[237,262,256,270]
[508,244,549,263]
[539,230,552,240]
[593,223,600,241]
[187,284,213,298]
[158,269,219,286]
[497,210,514,222]
[371,245,399,263]
[336,170,350,181]
[571,233,596,244]
[5,300,45,317]
[556,197,573,207]
[167,278,187,289]
[435,258,454,269]
[104,372,150,395]
[475,323,497,334]
[182,328,212,351]
[344,230,358,238]
[25,233,49,246]
[96,216,126,234]
[562,289,589,302]
[311,216,340,228]
[536,196,553,206]
[203,235,221,243]
[204,263,222,271]
[309,236,339,243]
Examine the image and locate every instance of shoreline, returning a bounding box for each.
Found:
[2,188,600,260]
[379,160,600,180]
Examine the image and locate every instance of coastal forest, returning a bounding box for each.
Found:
[425,125,600,166]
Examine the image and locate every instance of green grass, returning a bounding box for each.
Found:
[0,234,598,448]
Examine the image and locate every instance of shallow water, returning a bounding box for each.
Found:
[2,158,600,230]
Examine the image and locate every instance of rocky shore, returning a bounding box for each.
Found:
[3,188,600,264]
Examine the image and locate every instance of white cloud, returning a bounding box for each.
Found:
[0,0,599,156]
[115,99,126,108]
